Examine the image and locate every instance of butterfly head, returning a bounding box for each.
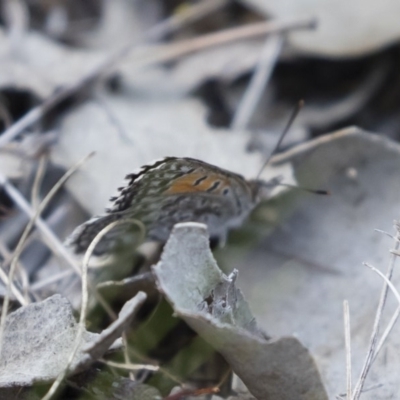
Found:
[248,176,283,204]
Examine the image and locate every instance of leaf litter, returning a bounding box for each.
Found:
[1,1,400,399]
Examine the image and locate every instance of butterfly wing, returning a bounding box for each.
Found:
[66,213,144,256]
[146,191,239,242]
[66,157,256,255]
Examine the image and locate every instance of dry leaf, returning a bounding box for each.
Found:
[153,222,327,400]
[232,128,400,398]
[0,292,146,387]
[240,0,400,56]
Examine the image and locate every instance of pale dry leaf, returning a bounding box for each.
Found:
[153,222,328,400]
[240,0,400,56]
[0,28,103,98]
[0,292,146,387]
[80,0,147,50]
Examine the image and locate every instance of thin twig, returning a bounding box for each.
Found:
[40,219,94,400]
[343,300,352,399]
[364,263,400,306]
[94,95,135,146]
[0,162,91,277]
[374,305,400,361]
[352,225,400,399]
[0,264,27,306]
[0,13,314,150]
[374,229,395,240]
[0,241,28,305]
[231,34,284,130]
[31,213,145,290]
[1,162,119,320]
[121,331,135,380]
[85,215,146,379]
[364,263,400,361]
[256,100,304,179]
[0,0,228,148]
[0,153,94,355]
[100,359,159,372]
[31,153,48,210]
[338,384,384,399]
[14,254,31,302]
[371,228,400,361]
[30,269,73,291]
[138,17,315,69]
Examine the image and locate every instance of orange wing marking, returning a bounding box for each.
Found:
[165,173,229,195]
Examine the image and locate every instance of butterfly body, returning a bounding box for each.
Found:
[68,157,279,256]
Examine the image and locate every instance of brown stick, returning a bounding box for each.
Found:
[137,16,316,67]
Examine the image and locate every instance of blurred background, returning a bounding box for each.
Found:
[1,1,400,399]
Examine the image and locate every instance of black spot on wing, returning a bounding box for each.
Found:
[193,175,207,186]
[206,181,220,192]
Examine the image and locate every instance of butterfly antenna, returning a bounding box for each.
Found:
[278,183,330,195]
[256,99,304,179]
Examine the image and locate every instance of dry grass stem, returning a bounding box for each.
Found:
[0,265,27,306]
[31,154,48,210]
[374,305,400,360]
[352,225,400,400]
[140,17,315,69]
[100,359,159,372]
[94,95,135,147]
[364,263,400,306]
[121,332,135,380]
[0,158,93,276]
[30,269,75,291]
[374,229,395,240]
[0,0,228,148]
[231,34,284,130]
[31,215,144,291]
[0,241,28,305]
[343,300,352,399]
[0,153,94,356]
[40,217,141,399]
[101,218,147,377]
[15,257,31,302]
[1,179,81,274]
[40,221,95,400]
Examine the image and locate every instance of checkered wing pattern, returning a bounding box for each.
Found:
[67,157,264,256]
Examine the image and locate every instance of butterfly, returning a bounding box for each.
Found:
[66,156,283,256]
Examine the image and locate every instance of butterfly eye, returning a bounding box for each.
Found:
[223,188,230,196]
